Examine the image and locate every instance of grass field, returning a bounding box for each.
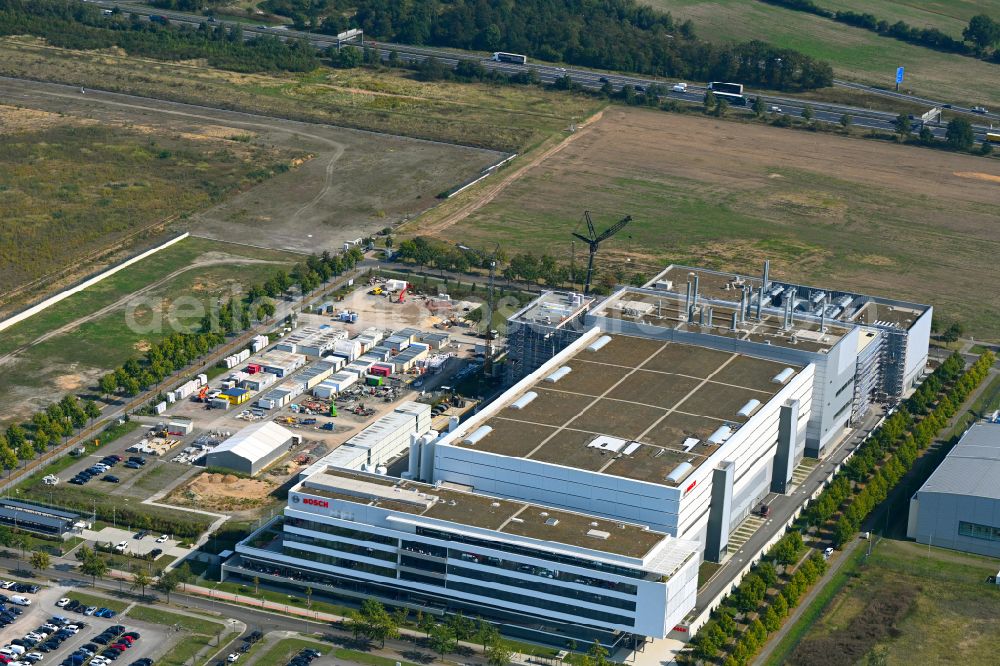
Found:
[423,107,1000,337]
[0,236,300,424]
[255,638,421,666]
[0,37,601,154]
[65,592,129,613]
[0,104,296,305]
[769,538,1000,665]
[643,0,1000,107]
[816,0,997,33]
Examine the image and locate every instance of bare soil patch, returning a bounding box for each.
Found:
[168,471,275,512]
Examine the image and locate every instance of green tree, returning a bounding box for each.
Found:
[29,550,51,573]
[16,441,33,465]
[941,321,965,342]
[153,571,178,602]
[919,126,935,145]
[801,104,814,122]
[946,118,975,150]
[360,598,398,647]
[79,553,109,586]
[485,636,515,666]
[418,611,435,637]
[714,97,729,117]
[703,90,716,113]
[84,400,102,422]
[174,562,192,591]
[0,439,14,474]
[98,374,118,399]
[833,515,855,547]
[840,113,852,129]
[429,624,457,658]
[586,640,610,666]
[963,14,1000,50]
[752,96,765,117]
[131,569,152,598]
[894,113,912,137]
[448,611,475,641]
[980,141,994,156]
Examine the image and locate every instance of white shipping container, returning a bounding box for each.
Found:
[166,392,176,404]
[313,381,338,399]
[197,373,208,386]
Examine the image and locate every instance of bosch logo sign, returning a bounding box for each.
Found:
[302,497,329,508]
[684,480,697,495]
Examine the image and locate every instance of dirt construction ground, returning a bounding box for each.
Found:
[433,107,1000,336]
[0,77,504,256]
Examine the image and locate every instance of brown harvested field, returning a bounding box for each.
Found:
[423,107,1000,337]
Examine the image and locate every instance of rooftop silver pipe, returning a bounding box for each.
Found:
[693,274,700,310]
[730,312,738,332]
[756,285,763,320]
[685,281,693,321]
[763,260,770,291]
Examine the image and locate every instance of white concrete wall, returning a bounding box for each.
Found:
[0,232,190,334]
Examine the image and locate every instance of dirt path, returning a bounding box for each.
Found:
[290,141,346,225]
[0,257,284,368]
[419,108,606,236]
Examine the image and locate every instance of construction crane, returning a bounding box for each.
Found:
[571,211,632,296]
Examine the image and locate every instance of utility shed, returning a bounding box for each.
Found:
[205,422,296,476]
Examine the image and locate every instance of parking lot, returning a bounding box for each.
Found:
[0,585,173,666]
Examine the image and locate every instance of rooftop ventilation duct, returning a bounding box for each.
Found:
[772,368,795,384]
[622,442,641,455]
[510,392,538,410]
[666,461,693,483]
[682,438,699,452]
[544,366,572,383]
[544,517,560,526]
[586,529,610,540]
[463,425,493,446]
[707,425,733,445]
[587,336,612,352]
[737,399,761,417]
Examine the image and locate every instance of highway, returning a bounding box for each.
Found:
[82,0,999,143]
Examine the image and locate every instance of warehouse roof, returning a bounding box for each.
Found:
[917,422,1000,501]
[445,333,803,487]
[209,422,294,464]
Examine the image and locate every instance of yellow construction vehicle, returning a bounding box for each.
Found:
[369,286,384,296]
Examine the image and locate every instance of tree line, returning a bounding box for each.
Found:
[395,236,647,295]
[761,0,1000,63]
[261,0,834,90]
[0,0,319,72]
[687,350,995,665]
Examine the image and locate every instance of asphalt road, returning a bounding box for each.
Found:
[79,0,999,142]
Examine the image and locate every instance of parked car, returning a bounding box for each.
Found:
[824,546,835,558]
[54,600,69,609]
[102,475,120,484]
[155,535,168,543]
[10,598,30,607]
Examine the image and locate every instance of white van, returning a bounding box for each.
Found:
[10,596,31,606]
